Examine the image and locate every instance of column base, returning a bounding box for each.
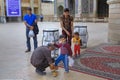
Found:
[92,18,96,22]
[107,0,120,45]
[108,39,120,45]
[18,17,22,22]
[54,15,58,21]
[82,18,87,22]
[0,16,6,23]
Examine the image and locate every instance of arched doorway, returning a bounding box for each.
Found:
[57,5,64,17]
[68,0,75,16]
[97,0,109,18]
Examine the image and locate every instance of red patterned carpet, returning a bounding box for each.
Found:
[60,44,120,80]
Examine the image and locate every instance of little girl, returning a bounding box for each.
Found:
[72,32,81,58]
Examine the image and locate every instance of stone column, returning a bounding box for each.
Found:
[30,0,34,13]
[75,0,80,21]
[93,0,97,22]
[38,0,41,21]
[54,0,57,21]
[78,0,82,18]
[75,0,79,17]
[38,0,41,15]
[64,0,68,8]
[1,0,6,23]
[107,0,120,44]
[54,0,57,17]
[17,17,22,22]
[93,0,97,17]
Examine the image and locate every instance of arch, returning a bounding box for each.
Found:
[57,5,64,17]
[97,0,109,18]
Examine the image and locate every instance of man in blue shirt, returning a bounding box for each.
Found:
[24,7,38,52]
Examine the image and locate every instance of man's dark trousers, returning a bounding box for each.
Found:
[36,59,50,71]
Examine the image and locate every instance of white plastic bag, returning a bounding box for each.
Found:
[68,56,74,67]
[29,30,35,38]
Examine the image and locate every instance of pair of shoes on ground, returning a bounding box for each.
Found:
[25,49,31,53]
[65,71,69,73]
[52,70,58,77]
[73,54,80,59]
[36,68,46,75]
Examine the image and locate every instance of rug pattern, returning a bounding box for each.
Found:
[69,44,120,80]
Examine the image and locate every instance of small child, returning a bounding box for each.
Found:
[72,32,81,58]
[54,35,73,73]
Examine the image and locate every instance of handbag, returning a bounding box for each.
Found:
[29,30,35,37]
[68,56,74,67]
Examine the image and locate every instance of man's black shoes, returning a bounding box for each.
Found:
[36,68,46,75]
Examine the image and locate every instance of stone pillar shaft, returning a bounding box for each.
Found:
[75,0,79,17]
[38,0,41,15]
[54,0,57,17]
[1,0,6,23]
[1,0,5,16]
[93,0,97,17]
[65,0,68,8]
[78,0,82,18]
[30,0,34,13]
[107,0,120,44]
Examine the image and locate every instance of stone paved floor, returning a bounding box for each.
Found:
[0,22,108,80]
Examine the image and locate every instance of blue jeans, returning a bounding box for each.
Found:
[55,54,69,72]
[26,29,38,50]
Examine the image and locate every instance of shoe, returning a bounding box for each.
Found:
[73,55,77,59]
[36,69,46,75]
[54,66,58,70]
[77,54,80,58]
[52,70,58,77]
[25,49,31,53]
[65,71,69,73]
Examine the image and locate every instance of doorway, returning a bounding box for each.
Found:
[57,5,64,17]
[97,0,108,18]
[68,0,75,16]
